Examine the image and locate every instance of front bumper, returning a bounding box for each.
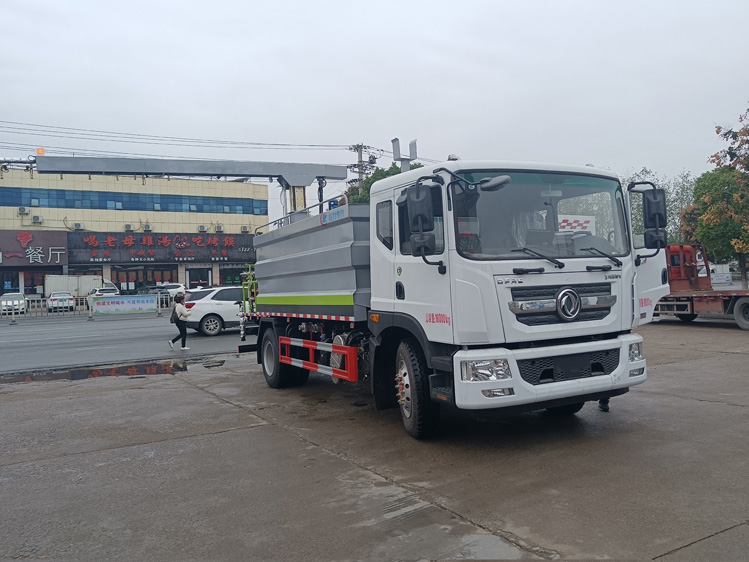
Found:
[453,333,646,409]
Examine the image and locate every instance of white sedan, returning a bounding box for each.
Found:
[0,293,28,314]
[48,291,76,311]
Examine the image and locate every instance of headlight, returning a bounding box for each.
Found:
[628,342,644,362]
[461,359,512,382]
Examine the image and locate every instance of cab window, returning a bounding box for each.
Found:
[376,200,393,250]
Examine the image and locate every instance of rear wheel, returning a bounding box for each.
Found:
[734,297,749,330]
[546,402,585,416]
[261,328,302,388]
[676,313,698,323]
[395,338,440,439]
[200,314,223,336]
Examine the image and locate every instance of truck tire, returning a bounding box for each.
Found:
[546,402,585,415]
[395,338,440,439]
[734,297,749,330]
[676,313,698,323]
[261,329,298,388]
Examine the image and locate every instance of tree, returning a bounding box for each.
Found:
[678,204,700,244]
[710,107,749,172]
[705,107,749,288]
[622,168,695,244]
[694,167,748,288]
[346,162,423,204]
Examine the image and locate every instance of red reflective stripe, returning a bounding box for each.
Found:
[277,336,358,382]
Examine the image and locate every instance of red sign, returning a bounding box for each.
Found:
[0,230,69,267]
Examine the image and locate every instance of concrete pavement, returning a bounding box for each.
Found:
[0,317,747,560]
[0,313,243,375]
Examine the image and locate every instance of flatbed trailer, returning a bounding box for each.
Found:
[655,244,749,330]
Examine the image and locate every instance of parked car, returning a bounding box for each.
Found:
[1,292,28,314]
[184,286,243,336]
[157,283,187,297]
[147,287,171,308]
[86,287,121,309]
[47,291,76,311]
[89,287,121,297]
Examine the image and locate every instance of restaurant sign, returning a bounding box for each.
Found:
[0,230,69,267]
[67,232,254,264]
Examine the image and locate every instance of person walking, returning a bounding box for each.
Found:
[169,293,191,351]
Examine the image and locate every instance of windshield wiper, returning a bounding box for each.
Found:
[512,247,565,269]
[580,247,622,267]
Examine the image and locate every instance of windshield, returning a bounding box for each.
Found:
[451,170,629,261]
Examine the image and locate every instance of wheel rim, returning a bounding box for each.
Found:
[204,317,221,334]
[263,339,275,375]
[395,357,413,419]
[741,303,749,322]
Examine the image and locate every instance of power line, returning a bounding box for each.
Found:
[0,120,349,150]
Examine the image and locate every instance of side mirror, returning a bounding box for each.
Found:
[644,229,667,249]
[410,232,436,257]
[406,183,434,233]
[643,188,667,229]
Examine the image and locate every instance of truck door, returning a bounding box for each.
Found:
[629,187,669,326]
[392,184,454,344]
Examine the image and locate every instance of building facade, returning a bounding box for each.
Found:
[0,169,267,295]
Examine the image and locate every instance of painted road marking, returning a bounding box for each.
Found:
[0,335,105,343]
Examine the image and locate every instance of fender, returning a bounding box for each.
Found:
[368,311,457,371]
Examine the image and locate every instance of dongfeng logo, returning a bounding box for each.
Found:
[556,287,581,321]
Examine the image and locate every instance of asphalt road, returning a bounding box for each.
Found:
[0,313,244,375]
[0,316,747,561]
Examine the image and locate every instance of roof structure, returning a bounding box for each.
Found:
[34,156,348,188]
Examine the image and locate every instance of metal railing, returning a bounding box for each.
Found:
[254,193,349,235]
[1,294,176,322]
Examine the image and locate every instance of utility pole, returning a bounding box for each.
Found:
[347,143,381,196]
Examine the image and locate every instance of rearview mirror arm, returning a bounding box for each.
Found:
[418,249,447,275]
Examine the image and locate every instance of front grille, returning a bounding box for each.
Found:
[508,283,614,326]
[511,283,611,300]
[516,349,620,385]
[517,310,610,326]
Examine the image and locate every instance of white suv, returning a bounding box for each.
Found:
[158,283,187,297]
[184,286,243,336]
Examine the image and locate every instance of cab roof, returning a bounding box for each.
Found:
[369,160,620,196]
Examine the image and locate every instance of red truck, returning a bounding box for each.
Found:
[655,244,749,330]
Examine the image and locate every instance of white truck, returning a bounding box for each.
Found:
[44,275,117,298]
[249,160,669,438]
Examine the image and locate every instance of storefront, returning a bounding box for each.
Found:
[218,264,246,286]
[67,231,254,293]
[0,230,69,296]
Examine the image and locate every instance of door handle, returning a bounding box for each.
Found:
[395,282,405,300]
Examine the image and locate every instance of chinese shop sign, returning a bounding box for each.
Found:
[0,230,68,267]
[67,232,254,264]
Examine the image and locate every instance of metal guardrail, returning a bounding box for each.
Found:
[1,294,176,323]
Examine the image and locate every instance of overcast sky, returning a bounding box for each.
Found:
[2,0,748,220]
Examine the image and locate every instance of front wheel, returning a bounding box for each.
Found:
[734,297,749,330]
[395,338,440,439]
[200,314,223,336]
